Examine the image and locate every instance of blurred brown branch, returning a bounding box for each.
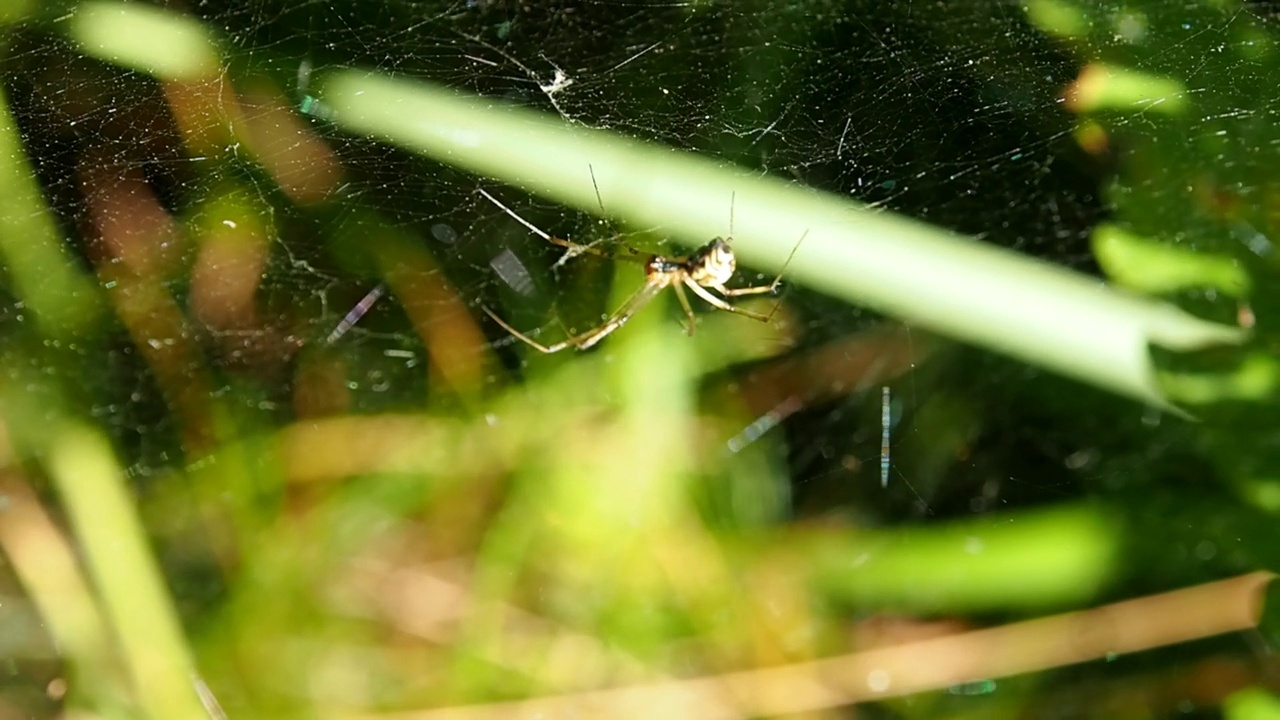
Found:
[344,571,1273,720]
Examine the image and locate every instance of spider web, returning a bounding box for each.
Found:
[6,0,1227,510]
[9,4,1280,718]
[236,0,1107,516]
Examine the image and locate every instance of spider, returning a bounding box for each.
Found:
[478,188,804,354]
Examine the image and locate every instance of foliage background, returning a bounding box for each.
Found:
[0,1,1278,718]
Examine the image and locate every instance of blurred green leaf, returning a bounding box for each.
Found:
[68,1,220,81]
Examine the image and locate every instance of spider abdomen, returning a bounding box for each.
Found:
[687,238,736,287]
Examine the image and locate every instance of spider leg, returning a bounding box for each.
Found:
[683,278,772,322]
[716,283,778,297]
[718,229,808,296]
[589,164,608,215]
[477,188,604,266]
[672,282,697,336]
[478,187,650,272]
[575,281,666,349]
[478,188,554,243]
[547,235,615,268]
[561,165,652,266]
[480,305,578,353]
[482,281,668,353]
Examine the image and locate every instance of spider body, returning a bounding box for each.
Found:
[645,238,733,287]
[681,238,736,286]
[644,255,684,280]
[477,188,803,354]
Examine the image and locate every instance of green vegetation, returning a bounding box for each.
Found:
[1,1,1278,718]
